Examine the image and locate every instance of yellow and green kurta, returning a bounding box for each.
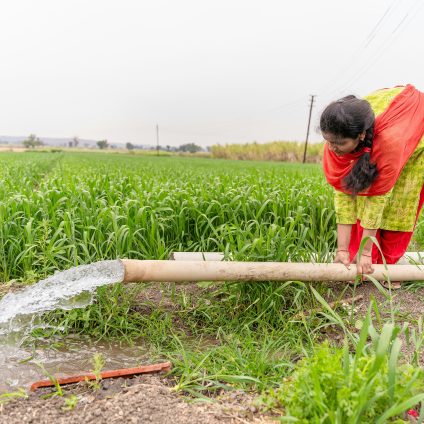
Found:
[334,87,424,231]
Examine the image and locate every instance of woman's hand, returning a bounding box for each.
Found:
[356,253,374,275]
[334,250,351,269]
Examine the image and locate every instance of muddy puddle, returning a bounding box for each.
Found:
[0,334,146,394]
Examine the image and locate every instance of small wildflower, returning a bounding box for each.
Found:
[407,409,419,418]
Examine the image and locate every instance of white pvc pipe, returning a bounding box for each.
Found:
[170,252,424,265]
[398,252,424,265]
[121,260,424,282]
[170,252,225,261]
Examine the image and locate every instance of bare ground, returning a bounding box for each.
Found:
[0,374,272,424]
[316,280,424,364]
[326,280,424,321]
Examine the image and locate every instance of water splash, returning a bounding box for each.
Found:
[0,260,125,335]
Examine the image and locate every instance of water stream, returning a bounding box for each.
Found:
[0,260,139,393]
[0,260,125,335]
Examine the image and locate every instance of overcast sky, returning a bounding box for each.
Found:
[0,0,423,147]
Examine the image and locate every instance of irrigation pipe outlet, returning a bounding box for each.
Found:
[121,260,424,283]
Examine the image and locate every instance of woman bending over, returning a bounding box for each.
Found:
[320,85,424,287]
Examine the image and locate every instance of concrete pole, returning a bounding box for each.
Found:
[302,95,316,163]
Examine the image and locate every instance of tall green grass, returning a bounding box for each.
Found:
[261,315,424,423]
[0,152,336,281]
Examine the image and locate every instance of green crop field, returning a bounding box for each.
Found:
[0,152,338,280]
[1,151,424,422]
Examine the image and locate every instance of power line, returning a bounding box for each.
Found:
[176,2,405,141]
[317,0,400,96]
[333,0,424,94]
[148,1,421,145]
[225,1,405,142]
[363,0,399,48]
[317,0,423,101]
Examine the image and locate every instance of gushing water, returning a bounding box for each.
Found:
[0,260,125,335]
[0,260,151,393]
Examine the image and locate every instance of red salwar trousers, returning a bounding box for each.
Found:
[348,185,424,264]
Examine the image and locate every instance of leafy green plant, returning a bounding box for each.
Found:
[35,362,64,397]
[86,352,105,390]
[260,312,424,423]
[62,394,78,411]
[211,140,324,163]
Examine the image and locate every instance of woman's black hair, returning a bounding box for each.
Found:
[320,95,378,195]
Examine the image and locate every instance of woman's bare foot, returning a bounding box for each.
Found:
[381,281,401,290]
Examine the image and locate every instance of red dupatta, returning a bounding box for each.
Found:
[323,84,424,196]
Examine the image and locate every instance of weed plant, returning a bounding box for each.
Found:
[261,311,424,423]
[87,352,105,390]
[0,388,28,404]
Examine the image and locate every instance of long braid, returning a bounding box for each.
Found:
[343,125,378,195]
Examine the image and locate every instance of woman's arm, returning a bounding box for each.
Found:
[356,195,391,275]
[334,224,378,274]
[333,190,356,268]
[334,189,391,275]
[356,228,377,274]
[334,223,352,267]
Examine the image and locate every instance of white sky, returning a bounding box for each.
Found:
[0,0,423,147]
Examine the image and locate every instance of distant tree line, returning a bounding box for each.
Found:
[97,140,109,149]
[125,142,204,153]
[177,143,203,153]
[22,134,44,148]
[19,134,207,153]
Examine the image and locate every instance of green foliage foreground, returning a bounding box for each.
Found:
[262,313,424,423]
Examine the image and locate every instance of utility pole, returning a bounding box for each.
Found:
[156,124,159,156]
[302,95,316,164]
